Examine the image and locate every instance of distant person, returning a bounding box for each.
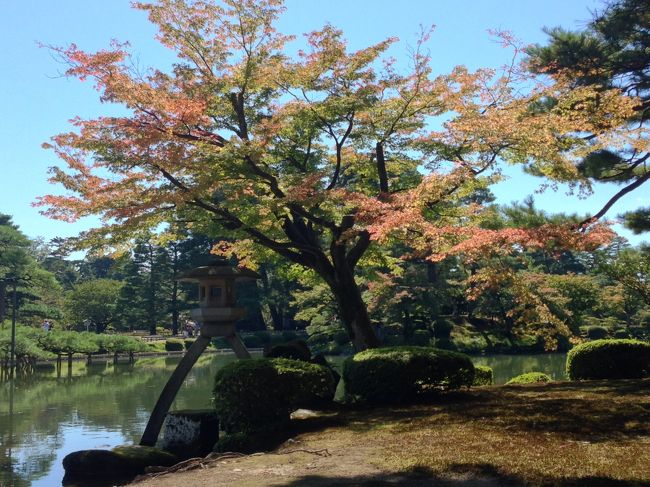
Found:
[41,320,51,332]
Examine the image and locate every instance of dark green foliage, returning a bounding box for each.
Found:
[622,207,650,235]
[410,329,431,346]
[212,337,229,349]
[213,358,337,434]
[566,339,650,380]
[433,318,454,340]
[506,372,551,385]
[473,365,493,386]
[242,334,263,348]
[342,346,475,405]
[265,339,311,362]
[613,328,631,339]
[281,331,299,341]
[165,339,184,352]
[253,330,272,344]
[586,325,609,340]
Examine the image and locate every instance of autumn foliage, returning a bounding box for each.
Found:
[40,0,638,349]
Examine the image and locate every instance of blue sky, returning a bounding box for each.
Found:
[1,0,646,246]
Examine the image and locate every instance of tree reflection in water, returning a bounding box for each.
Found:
[0,353,239,486]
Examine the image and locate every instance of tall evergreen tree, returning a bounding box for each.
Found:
[528,0,650,231]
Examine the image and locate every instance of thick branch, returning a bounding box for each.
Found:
[580,170,650,226]
[376,142,389,193]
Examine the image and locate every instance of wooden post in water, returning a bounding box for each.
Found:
[139,261,258,447]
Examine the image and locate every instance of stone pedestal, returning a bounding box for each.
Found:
[161,409,219,458]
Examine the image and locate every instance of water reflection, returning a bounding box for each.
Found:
[0,353,239,487]
[472,353,567,384]
[0,352,568,486]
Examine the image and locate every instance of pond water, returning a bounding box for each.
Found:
[0,351,567,486]
[472,353,567,384]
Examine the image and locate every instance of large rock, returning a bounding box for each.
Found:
[161,409,219,458]
[62,445,178,483]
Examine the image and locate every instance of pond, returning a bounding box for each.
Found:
[472,353,567,384]
[0,351,567,486]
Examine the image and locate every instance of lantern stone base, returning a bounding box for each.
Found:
[161,409,219,458]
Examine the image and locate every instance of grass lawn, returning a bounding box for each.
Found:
[134,379,650,487]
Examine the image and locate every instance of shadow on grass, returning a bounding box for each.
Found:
[270,463,650,487]
[337,379,650,442]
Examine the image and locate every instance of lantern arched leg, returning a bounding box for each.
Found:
[140,336,211,447]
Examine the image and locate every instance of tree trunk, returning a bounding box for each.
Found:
[268,304,283,331]
[0,281,6,323]
[170,244,180,336]
[326,260,380,351]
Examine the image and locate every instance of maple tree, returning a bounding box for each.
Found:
[41,0,634,350]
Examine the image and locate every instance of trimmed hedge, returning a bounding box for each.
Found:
[473,365,493,386]
[213,358,337,434]
[265,339,311,362]
[165,339,184,352]
[506,372,551,385]
[342,346,474,405]
[567,339,650,380]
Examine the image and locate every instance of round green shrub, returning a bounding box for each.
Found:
[433,318,454,340]
[613,329,630,339]
[472,365,493,386]
[586,326,609,340]
[165,339,184,352]
[342,346,474,405]
[213,358,337,434]
[265,339,311,362]
[566,339,650,380]
[506,372,551,385]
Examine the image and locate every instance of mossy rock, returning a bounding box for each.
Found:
[62,445,178,480]
[506,372,552,385]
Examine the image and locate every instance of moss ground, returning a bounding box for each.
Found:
[132,379,650,487]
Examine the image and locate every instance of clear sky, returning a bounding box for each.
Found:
[1,0,647,246]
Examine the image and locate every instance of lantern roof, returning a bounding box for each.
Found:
[176,259,260,282]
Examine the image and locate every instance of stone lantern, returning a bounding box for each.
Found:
[140,260,260,447]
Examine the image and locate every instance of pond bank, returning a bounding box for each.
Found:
[131,379,650,487]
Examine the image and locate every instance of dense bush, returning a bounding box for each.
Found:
[506,372,551,385]
[281,331,299,342]
[265,339,311,362]
[410,329,432,346]
[566,339,650,380]
[473,365,493,386]
[213,358,337,434]
[586,326,609,340]
[252,331,272,344]
[343,346,474,405]
[242,335,263,348]
[613,329,630,339]
[433,318,454,340]
[165,339,184,352]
